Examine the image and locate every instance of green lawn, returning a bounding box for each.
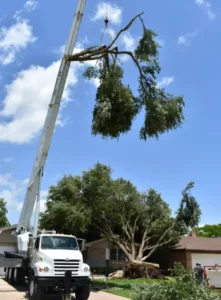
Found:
[91,278,169,298]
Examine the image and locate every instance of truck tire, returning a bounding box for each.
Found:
[17,268,25,284]
[28,274,43,300]
[75,286,90,300]
[13,269,18,283]
[8,268,15,284]
[5,268,9,282]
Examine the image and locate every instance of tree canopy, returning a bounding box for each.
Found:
[40,164,201,261]
[176,182,201,230]
[0,198,10,228]
[65,12,185,140]
[196,224,221,238]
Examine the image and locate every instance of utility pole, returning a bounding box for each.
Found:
[17,0,87,235]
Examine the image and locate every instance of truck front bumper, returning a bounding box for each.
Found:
[36,276,91,289]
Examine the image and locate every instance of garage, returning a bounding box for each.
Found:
[170,235,221,270]
[0,225,17,276]
[191,253,221,268]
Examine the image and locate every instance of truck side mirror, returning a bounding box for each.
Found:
[77,239,86,252]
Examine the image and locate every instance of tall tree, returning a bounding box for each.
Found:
[40,164,199,262]
[40,176,91,236]
[0,198,10,227]
[65,12,185,141]
[176,182,201,229]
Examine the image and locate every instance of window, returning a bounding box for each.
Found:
[110,248,125,261]
[118,249,125,261]
[35,237,40,250]
[110,249,117,261]
[41,236,78,250]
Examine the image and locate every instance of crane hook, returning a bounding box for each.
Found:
[105,17,109,27]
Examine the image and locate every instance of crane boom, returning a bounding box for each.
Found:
[16,0,87,234]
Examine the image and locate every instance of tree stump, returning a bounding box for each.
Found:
[123,260,164,279]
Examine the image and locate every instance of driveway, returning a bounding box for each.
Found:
[0,278,129,300]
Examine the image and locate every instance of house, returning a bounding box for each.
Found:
[0,225,17,276]
[85,239,126,268]
[85,236,221,272]
[169,236,221,270]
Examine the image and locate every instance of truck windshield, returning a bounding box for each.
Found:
[41,236,78,250]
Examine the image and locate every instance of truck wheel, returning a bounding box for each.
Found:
[75,286,90,300]
[5,268,9,282]
[29,274,43,300]
[13,269,18,283]
[17,268,25,284]
[8,268,15,284]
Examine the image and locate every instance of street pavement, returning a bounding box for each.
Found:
[0,278,129,300]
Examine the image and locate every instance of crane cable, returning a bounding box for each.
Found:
[100,0,112,44]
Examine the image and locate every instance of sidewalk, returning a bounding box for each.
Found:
[90,291,129,299]
[0,278,130,299]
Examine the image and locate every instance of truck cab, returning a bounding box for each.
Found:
[29,233,91,299]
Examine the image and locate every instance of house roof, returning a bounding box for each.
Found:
[0,225,17,234]
[173,236,221,252]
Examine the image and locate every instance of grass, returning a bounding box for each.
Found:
[91,278,169,298]
[91,278,221,299]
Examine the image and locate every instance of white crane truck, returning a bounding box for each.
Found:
[0,1,91,299]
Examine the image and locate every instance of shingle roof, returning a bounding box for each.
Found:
[0,224,17,234]
[173,236,221,252]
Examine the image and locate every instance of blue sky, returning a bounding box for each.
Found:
[0,0,220,226]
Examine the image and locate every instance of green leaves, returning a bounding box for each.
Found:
[40,164,196,262]
[0,198,10,227]
[92,64,141,138]
[176,182,201,229]
[140,93,185,140]
[132,264,220,300]
[40,202,91,235]
[135,29,160,66]
[82,15,185,141]
[196,224,221,238]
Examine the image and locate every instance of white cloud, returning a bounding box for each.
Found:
[87,78,100,89]
[0,189,23,212]
[0,171,47,223]
[120,32,137,62]
[0,54,84,144]
[39,190,48,213]
[0,157,13,163]
[14,1,39,21]
[155,37,165,47]
[195,0,215,20]
[122,32,136,51]
[24,0,39,12]
[92,2,122,24]
[0,173,12,186]
[177,30,198,46]
[0,173,28,212]
[33,190,48,214]
[0,19,36,65]
[157,76,174,89]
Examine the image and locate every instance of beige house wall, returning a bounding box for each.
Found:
[86,239,126,268]
[0,229,17,247]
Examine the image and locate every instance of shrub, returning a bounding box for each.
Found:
[132,263,220,300]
